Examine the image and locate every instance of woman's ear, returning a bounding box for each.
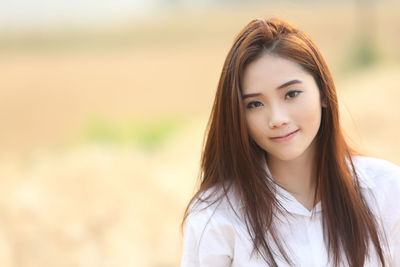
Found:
[321,96,328,108]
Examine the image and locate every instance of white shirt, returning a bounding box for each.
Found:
[181,156,400,266]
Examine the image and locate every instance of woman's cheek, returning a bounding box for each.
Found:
[293,98,322,132]
[295,96,321,119]
[246,115,264,140]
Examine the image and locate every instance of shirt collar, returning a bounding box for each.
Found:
[263,162,321,217]
[274,184,322,217]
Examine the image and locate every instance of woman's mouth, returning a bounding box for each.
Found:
[269,129,299,143]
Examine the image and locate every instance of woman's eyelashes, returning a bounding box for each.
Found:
[246,90,303,109]
[247,100,263,109]
[285,90,302,99]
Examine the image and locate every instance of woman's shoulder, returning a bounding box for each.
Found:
[187,184,243,220]
[351,155,400,189]
[182,185,241,266]
[351,155,400,219]
[184,184,246,238]
[352,155,399,173]
[351,156,400,263]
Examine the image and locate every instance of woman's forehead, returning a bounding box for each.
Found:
[242,54,313,94]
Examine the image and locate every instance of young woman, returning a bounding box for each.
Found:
[181,18,400,267]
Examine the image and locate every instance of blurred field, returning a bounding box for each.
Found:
[0,1,399,266]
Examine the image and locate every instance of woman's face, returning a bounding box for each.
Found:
[242,53,324,162]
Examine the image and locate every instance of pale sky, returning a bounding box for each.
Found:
[0,0,223,31]
[0,0,160,30]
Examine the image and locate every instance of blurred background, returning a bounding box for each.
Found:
[0,0,399,266]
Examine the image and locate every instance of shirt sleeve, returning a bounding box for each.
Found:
[385,163,400,266]
[391,220,400,266]
[181,207,234,267]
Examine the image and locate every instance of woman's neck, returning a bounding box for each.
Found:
[266,142,319,210]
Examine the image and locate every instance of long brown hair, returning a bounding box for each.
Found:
[182,18,387,267]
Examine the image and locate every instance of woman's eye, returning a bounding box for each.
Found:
[247,100,263,109]
[285,90,302,99]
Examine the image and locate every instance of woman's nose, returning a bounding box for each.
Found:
[268,107,289,129]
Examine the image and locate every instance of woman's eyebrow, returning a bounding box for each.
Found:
[277,79,302,90]
[242,79,302,99]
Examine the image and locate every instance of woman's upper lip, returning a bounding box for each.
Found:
[270,129,299,139]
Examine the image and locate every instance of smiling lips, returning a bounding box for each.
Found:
[270,129,300,143]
